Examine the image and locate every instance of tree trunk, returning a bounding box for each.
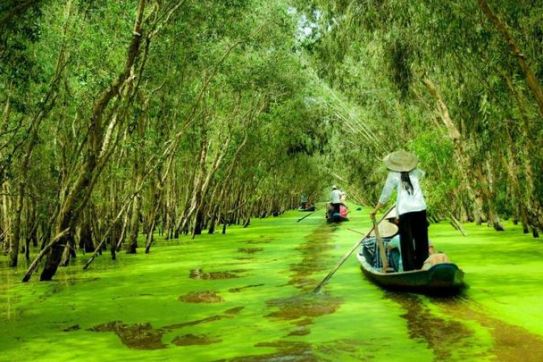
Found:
[38,0,148,281]
[478,0,543,118]
[422,77,484,221]
[79,213,94,253]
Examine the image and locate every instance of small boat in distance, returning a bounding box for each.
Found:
[326,203,349,223]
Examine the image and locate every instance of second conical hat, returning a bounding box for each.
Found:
[370,221,399,238]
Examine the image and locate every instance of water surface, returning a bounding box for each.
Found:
[1,208,543,361]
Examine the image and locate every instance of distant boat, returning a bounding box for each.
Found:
[356,251,465,294]
[326,204,349,223]
[298,205,316,212]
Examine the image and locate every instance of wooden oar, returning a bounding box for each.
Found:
[371,214,389,272]
[312,206,394,293]
[346,228,364,235]
[297,211,315,222]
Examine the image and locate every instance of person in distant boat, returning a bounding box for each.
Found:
[300,193,308,209]
[421,243,449,270]
[330,185,342,215]
[339,203,349,219]
[370,150,429,271]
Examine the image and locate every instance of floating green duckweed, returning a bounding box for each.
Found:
[2,207,543,361]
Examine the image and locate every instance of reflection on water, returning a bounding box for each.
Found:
[171,333,222,346]
[387,292,480,361]
[389,291,543,361]
[189,268,246,280]
[218,340,317,362]
[266,293,342,320]
[437,297,543,362]
[266,225,342,321]
[178,290,224,303]
[238,248,264,254]
[244,239,272,244]
[244,224,344,360]
[90,306,245,349]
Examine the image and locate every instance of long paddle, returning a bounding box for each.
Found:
[297,211,315,222]
[371,214,389,272]
[312,205,394,293]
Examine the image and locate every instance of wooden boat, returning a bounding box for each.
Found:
[298,205,316,212]
[356,252,465,294]
[326,203,349,223]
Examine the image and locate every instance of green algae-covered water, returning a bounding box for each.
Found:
[2,207,543,361]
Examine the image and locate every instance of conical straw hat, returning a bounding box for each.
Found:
[383,150,418,172]
[370,221,399,238]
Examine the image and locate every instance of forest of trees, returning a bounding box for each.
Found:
[0,0,541,281]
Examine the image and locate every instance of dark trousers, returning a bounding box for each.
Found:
[399,210,429,271]
[332,203,340,214]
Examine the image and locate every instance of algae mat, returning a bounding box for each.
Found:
[1,208,543,361]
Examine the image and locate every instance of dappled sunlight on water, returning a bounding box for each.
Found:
[387,292,483,361]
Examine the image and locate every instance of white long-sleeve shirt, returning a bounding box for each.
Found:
[331,189,342,204]
[378,169,426,215]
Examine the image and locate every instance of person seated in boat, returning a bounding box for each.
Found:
[362,221,401,271]
[421,242,450,270]
[339,203,349,219]
[386,232,402,272]
[381,209,403,271]
[300,193,308,209]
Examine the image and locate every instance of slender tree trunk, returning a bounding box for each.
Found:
[2,181,11,254]
[422,77,484,221]
[478,0,543,118]
[127,148,144,254]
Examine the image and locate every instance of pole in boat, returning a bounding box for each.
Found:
[313,205,394,293]
[371,213,389,272]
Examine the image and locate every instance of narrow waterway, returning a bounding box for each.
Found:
[1,207,543,361]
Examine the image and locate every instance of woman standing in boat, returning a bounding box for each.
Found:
[369,150,429,271]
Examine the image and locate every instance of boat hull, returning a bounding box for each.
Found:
[357,253,465,294]
[326,215,348,223]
